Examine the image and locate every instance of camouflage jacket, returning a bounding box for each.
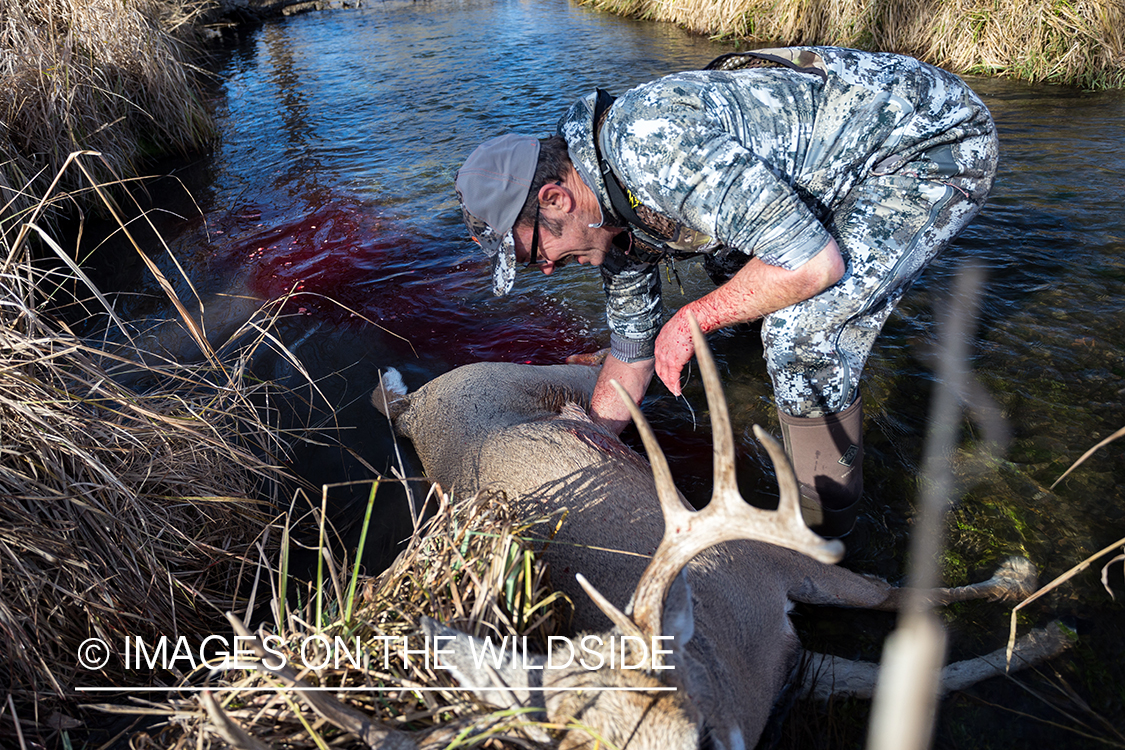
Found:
[557,46,992,362]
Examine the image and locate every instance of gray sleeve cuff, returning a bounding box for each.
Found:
[754,218,834,270]
[610,332,655,363]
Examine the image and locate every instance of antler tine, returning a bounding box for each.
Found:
[609,379,693,521]
[689,311,841,561]
[575,573,647,642]
[626,315,844,640]
[752,424,803,517]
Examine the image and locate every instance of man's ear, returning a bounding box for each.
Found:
[538,180,573,213]
[422,618,547,718]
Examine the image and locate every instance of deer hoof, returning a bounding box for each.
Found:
[987,556,1038,600]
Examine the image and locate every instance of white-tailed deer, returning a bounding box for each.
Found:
[356,317,1068,750]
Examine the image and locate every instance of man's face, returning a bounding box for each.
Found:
[512,209,621,275]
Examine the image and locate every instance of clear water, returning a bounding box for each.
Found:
[107,0,1125,743]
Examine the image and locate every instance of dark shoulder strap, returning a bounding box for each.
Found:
[704,50,829,81]
[593,90,662,235]
[592,89,680,252]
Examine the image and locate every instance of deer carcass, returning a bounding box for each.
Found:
[366,320,1066,750]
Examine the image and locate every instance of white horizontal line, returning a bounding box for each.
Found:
[75,686,677,693]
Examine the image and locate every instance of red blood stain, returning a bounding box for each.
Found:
[213,194,600,366]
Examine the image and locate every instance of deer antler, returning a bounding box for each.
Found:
[575,573,647,642]
[613,313,845,641]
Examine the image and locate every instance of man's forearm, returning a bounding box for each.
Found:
[590,354,655,435]
[653,239,845,395]
[686,239,845,332]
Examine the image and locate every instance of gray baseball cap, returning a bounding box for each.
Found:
[455,134,540,295]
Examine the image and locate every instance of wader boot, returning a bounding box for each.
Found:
[777,396,863,538]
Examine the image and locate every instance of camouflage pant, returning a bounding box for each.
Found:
[708,127,999,418]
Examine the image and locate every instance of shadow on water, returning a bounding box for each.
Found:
[74,1,1125,746]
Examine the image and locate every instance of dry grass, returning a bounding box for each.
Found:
[580,0,1125,88]
[120,488,571,749]
[0,154,304,742]
[916,0,1125,88]
[0,0,217,220]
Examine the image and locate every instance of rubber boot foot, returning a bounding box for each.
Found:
[799,493,860,539]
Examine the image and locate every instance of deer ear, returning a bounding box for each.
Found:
[422,618,548,717]
[661,569,696,656]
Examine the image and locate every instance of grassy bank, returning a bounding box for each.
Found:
[580,0,1125,89]
[0,155,306,745]
[0,0,216,219]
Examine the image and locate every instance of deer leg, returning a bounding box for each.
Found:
[800,620,1072,701]
[875,556,1039,610]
